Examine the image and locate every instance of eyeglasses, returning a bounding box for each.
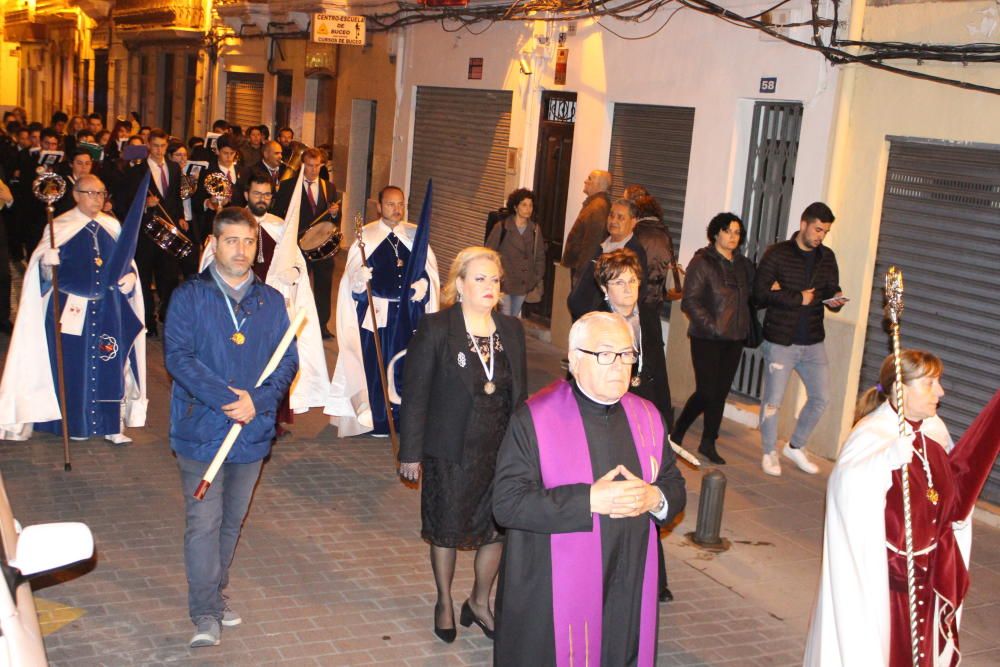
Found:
[607,278,639,289]
[76,190,108,199]
[575,348,639,365]
[248,191,274,199]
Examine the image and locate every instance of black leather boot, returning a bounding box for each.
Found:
[697,441,727,465]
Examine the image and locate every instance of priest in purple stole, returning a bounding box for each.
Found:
[493,311,687,666]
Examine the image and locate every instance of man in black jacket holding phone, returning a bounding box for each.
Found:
[753,202,847,477]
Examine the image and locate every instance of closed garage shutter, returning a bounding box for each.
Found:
[225,72,264,130]
[859,139,1000,503]
[608,103,695,254]
[409,86,513,275]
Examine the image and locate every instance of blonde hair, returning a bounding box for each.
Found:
[853,349,943,424]
[441,246,503,308]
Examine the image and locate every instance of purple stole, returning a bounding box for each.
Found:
[527,379,663,667]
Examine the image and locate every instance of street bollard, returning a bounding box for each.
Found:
[687,469,730,552]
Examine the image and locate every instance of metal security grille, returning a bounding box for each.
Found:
[408,86,513,275]
[607,103,695,256]
[860,138,1000,504]
[224,72,264,131]
[732,101,804,399]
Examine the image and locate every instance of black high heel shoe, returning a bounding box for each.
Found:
[433,603,456,643]
[460,600,495,640]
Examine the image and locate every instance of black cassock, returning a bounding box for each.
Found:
[493,383,687,666]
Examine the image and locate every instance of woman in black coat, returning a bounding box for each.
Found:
[592,248,676,603]
[399,246,527,644]
[671,213,756,465]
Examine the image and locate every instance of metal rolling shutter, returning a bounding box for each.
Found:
[224,72,264,130]
[607,103,695,254]
[409,86,513,275]
[859,139,1000,503]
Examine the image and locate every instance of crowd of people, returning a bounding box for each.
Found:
[0,107,997,666]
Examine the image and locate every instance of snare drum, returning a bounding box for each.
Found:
[143,216,194,259]
[299,221,343,262]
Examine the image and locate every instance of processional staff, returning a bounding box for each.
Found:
[33,171,72,472]
[885,266,920,667]
[354,212,400,461]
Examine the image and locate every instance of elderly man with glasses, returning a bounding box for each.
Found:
[493,310,687,666]
[0,173,146,443]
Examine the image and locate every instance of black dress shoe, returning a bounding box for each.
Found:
[659,587,674,603]
[697,443,727,465]
[460,600,495,640]
[434,625,456,643]
[434,603,456,643]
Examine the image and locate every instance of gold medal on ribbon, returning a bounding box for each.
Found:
[927,488,939,505]
[231,332,246,345]
[484,381,496,395]
[95,257,103,267]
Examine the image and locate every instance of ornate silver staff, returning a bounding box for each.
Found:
[33,171,72,471]
[885,266,919,667]
[354,212,399,460]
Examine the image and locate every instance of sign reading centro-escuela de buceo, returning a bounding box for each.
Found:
[312,14,366,46]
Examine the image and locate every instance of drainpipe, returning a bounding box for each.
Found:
[823,0,867,204]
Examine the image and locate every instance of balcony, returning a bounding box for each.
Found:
[112,0,205,38]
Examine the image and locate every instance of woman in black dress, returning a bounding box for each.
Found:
[592,248,676,602]
[399,246,527,643]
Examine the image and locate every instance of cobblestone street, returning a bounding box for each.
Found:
[2,330,999,666]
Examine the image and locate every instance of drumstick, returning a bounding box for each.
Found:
[193,308,306,500]
[303,195,344,230]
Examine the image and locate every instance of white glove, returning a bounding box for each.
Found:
[41,248,60,267]
[276,266,300,286]
[410,278,428,302]
[352,265,374,293]
[887,434,916,469]
[117,273,137,294]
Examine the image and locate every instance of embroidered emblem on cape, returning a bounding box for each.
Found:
[98,334,119,361]
[457,352,467,368]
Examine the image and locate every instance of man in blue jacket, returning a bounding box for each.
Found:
[165,206,298,648]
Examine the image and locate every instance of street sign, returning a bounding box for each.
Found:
[759,77,777,93]
[312,14,366,46]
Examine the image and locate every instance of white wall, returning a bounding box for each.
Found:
[390,9,841,264]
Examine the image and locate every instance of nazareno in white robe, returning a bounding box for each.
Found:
[324,219,439,437]
[803,401,971,666]
[0,207,147,439]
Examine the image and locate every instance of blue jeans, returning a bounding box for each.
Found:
[177,454,262,624]
[500,294,526,318]
[758,341,830,454]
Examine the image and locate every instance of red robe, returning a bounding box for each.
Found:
[885,399,1000,666]
[251,225,293,426]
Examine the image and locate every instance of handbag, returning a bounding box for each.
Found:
[745,304,764,349]
[666,262,684,301]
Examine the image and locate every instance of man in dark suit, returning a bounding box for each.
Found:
[115,128,185,335]
[273,147,340,338]
[193,135,247,235]
[240,140,284,195]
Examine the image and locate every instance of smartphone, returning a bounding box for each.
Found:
[823,296,850,306]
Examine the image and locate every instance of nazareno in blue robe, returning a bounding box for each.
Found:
[36,221,142,438]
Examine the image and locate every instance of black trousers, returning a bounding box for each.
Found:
[136,235,180,330]
[672,337,745,446]
[309,256,334,331]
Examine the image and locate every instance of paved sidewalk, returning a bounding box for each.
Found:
[2,332,998,666]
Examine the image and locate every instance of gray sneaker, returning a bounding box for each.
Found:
[222,607,242,627]
[189,617,221,648]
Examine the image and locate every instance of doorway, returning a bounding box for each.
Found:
[526,91,576,324]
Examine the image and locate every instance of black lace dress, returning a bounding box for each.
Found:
[421,332,511,549]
